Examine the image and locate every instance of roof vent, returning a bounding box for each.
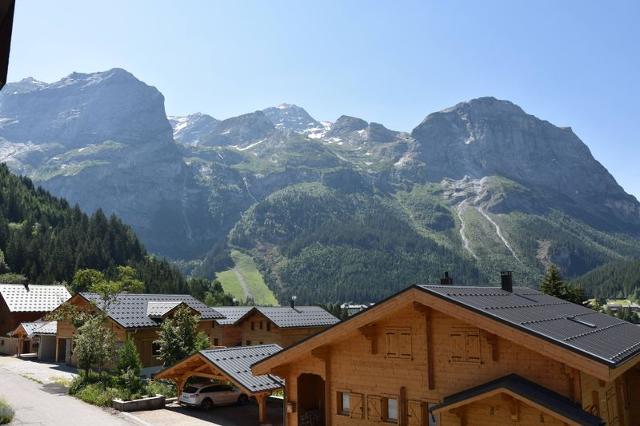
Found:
[500,271,513,293]
[290,295,297,309]
[440,271,453,285]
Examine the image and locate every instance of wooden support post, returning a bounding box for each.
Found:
[55,337,59,363]
[257,394,269,425]
[414,302,435,390]
[399,386,407,426]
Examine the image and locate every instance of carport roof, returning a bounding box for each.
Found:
[200,345,284,393]
[156,344,284,395]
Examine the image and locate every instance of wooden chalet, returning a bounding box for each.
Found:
[0,284,70,355]
[55,292,225,367]
[253,273,640,426]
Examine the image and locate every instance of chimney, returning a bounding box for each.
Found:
[500,271,513,292]
[290,295,297,309]
[440,271,453,285]
[23,283,29,291]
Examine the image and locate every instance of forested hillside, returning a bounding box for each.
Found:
[0,164,188,293]
[573,260,640,299]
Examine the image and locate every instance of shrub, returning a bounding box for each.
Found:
[146,380,176,398]
[74,383,125,407]
[0,399,14,425]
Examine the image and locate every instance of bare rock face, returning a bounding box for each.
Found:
[262,103,319,132]
[169,113,220,146]
[0,69,215,258]
[409,97,640,233]
[201,111,275,147]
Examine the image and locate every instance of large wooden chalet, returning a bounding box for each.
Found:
[56,293,339,368]
[253,273,640,426]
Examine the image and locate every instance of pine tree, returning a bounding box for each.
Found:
[540,264,565,298]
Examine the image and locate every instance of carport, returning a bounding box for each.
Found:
[155,344,284,425]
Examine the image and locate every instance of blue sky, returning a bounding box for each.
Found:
[9,1,640,197]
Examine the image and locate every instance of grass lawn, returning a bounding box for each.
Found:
[216,250,278,306]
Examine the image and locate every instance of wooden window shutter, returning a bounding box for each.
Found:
[367,395,383,422]
[350,393,364,419]
[398,331,412,358]
[450,332,464,361]
[407,400,426,426]
[465,333,480,362]
[386,331,398,357]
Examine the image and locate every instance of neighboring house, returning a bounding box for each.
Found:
[55,293,224,367]
[0,284,71,355]
[253,272,640,426]
[236,305,340,348]
[10,320,57,360]
[212,305,340,348]
[340,303,374,317]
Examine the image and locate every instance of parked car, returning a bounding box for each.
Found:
[179,383,249,409]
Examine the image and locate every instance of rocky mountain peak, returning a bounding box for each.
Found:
[169,113,220,146]
[326,115,368,138]
[262,103,319,132]
[202,110,275,147]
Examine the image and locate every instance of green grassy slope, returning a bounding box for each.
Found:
[215,250,278,305]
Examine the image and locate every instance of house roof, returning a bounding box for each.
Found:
[33,321,57,335]
[199,345,284,393]
[238,306,340,328]
[0,284,71,312]
[419,285,640,367]
[430,374,603,426]
[213,306,253,325]
[78,293,224,329]
[146,301,185,319]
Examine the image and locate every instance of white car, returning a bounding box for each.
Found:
[179,383,249,410]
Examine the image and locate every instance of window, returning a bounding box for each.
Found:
[450,328,481,363]
[384,397,398,423]
[385,327,412,359]
[266,321,271,331]
[152,342,161,357]
[427,403,439,426]
[338,391,350,415]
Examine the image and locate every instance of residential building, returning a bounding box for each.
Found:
[0,284,70,355]
[55,292,224,367]
[253,273,640,426]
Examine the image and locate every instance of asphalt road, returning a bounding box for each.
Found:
[0,363,136,426]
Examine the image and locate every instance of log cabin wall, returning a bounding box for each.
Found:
[279,299,628,426]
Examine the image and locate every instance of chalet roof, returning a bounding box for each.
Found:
[430,374,603,426]
[79,293,223,329]
[33,321,57,335]
[240,306,340,328]
[199,345,284,393]
[146,301,184,319]
[0,284,71,312]
[213,306,253,325]
[418,285,640,367]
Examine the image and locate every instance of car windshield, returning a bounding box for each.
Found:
[183,386,199,393]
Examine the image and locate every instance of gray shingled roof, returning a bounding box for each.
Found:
[199,345,284,393]
[419,285,640,367]
[33,321,57,335]
[213,306,253,325]
[0,284,71,312]
[240,306,340,328]
[80,293,224,329]
[146,301,184,319]
[13,321,43,337]
[430,374,603,426]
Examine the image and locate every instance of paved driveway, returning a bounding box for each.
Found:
[0,357,136,426]
[131,400,283,426]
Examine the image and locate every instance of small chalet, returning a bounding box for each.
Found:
[211,305,340,348]
[0,284,70,355]
[252,272,640,426]
[10,320,57,359]
[56,292,224,367]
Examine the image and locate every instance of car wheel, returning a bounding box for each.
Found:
[201,398,214,410]
[237,394,249,405]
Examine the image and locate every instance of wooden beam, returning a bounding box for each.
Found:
[399,386,407,426]
[414,302,435,390]
[256,393,269,424]
[358,324,377,354]
[485,332,499,362]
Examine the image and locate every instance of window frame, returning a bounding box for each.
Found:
[337,391,350,416]
[383,396,399,423]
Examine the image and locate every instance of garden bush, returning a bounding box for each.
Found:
[0,398,15,424]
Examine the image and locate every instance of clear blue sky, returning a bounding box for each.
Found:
[8,1,640,198]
